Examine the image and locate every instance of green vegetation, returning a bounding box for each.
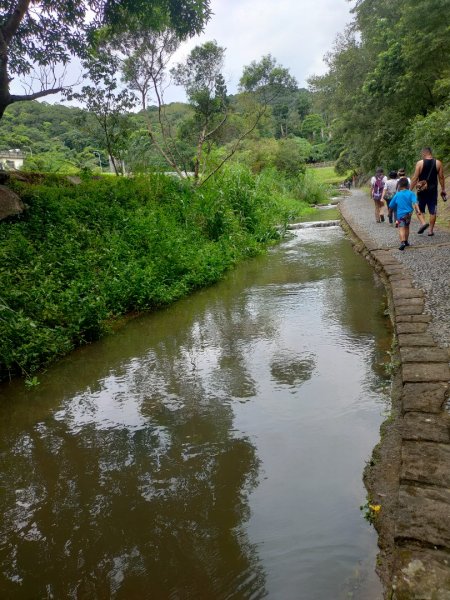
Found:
[309,0,450,174]
[0,166,318,382]
[307,166,351,186]
[0,0,211,118]
[0,0,359,385]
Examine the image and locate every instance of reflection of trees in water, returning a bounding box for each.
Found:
[185,289,281,399]
[0,227,391,597]
[270,352,315,388]
[0,339,265,598]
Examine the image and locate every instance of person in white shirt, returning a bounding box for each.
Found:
[382,170,398,224]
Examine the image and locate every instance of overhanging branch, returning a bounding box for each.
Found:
[9,87,64,104]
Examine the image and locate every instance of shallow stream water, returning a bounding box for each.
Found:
[0,217,390,599]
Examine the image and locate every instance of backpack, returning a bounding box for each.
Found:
[372,175,384,200]
[384,179,397,201]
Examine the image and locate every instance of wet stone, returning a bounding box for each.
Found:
[396,314,432,323]
[395,297,425,308]
[396,485,450,547]
[401,412,450,443]
[392,288,424,300]
[391,548,450,600]
[400,347,449,363]
[397,322,429,334]
[402,362,450,383]
[395,304,425,316]
[402,382,449,413]
[397,333,436,347]
[401,441,450,487]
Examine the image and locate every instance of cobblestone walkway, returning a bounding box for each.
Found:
[340,190,450,599]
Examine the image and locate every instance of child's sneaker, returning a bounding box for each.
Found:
[380,215,385,222]
[404,241,410,246]
[399,242,406,251]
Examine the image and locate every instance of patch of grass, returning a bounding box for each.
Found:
[307,165,352,186]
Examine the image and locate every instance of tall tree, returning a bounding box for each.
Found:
[309,0,450,172]
[70,55,137,175]
[0,0,211,119]
[171,40,229,180]
[119,28,186,176]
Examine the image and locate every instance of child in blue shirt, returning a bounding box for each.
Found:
[389,177,421,250]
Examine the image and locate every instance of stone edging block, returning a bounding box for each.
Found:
[402,382,449,413]
[340,199,450,597]
[396,485,450,548]
[402,362,450,383]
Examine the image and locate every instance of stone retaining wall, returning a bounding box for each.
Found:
[339,205,450,599]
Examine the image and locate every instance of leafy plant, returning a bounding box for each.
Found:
[0,166,317,381]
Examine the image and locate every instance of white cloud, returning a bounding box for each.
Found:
[11,0,353,107]
[165,0,353,102]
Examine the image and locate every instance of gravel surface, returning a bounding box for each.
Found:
[341,189,450,348]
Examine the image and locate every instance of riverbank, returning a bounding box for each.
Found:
[0,168,320,383]
[340,189,450,599]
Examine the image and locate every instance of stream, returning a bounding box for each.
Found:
[0,215,390,599]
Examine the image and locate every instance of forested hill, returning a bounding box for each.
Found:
[2,0,448,179]
[0,101,191,173]
[309,0,450,174]
[0,87,339,176]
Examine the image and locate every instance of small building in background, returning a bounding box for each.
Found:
[0,149,25,170]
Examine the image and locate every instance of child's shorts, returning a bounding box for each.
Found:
[397,213,412,228]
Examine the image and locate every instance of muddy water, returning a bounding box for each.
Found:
[0,222,390,599]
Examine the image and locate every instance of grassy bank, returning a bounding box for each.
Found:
[306,166,344,186]
[0,165,318,382]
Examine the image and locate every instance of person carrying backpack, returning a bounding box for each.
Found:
[370,168,387,223]
[381,170,398,224]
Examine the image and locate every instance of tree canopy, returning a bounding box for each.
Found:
[0,0,211,118]
[309,0,450,173]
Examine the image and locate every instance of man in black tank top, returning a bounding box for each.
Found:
[410,147,446,236]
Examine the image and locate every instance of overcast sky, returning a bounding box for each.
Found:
[164,0,354,102]
[11,0,354,107]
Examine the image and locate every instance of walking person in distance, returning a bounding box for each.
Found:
[371,168,387,223]
[382,170,398,224]
[410,147,447,236]
[388,177,422,250]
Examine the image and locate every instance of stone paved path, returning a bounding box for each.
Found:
[340,190,450,599]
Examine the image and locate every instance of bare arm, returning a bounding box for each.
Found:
[410,160,423,191]
[437,160,446,191]
[412,200,421,216]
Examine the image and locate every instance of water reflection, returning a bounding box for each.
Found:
[1,402,264,597]
[270,352,316,388]
[0,223,389,599]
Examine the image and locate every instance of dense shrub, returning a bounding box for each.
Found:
[0,167,318,381]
